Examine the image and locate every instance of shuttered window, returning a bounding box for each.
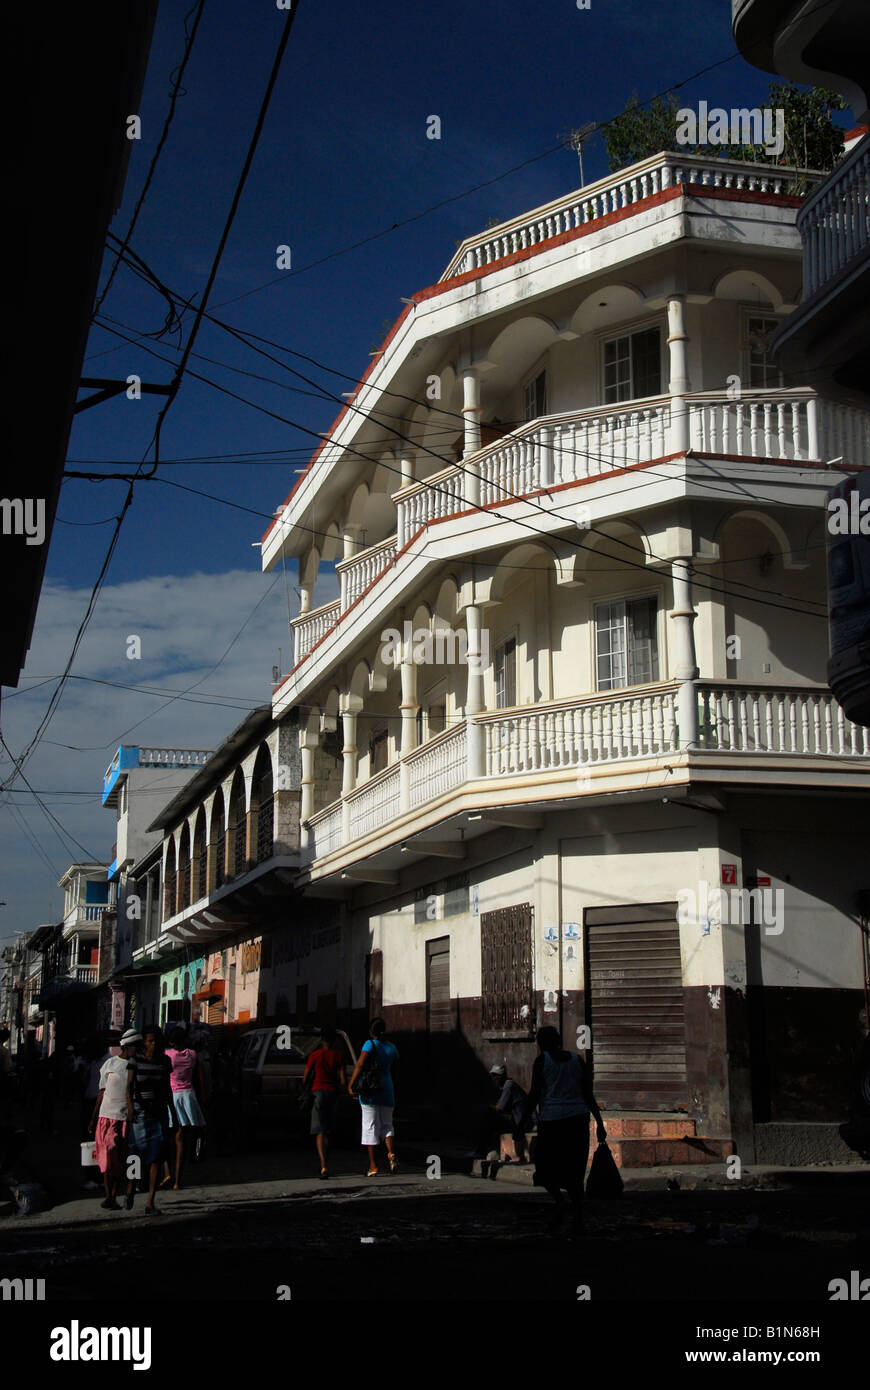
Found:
[585,903,687,1110]
[426,938,451,1032]
[481,904,533,1033]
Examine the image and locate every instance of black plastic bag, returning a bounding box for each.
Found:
[585,1140,624,1198]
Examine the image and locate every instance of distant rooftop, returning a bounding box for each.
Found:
[102,745,213,807]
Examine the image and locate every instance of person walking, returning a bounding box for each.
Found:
[348,1018,399,1177]
[89,1029,141,1211]
[303,1027,347,1178]
[526,1025,606,1222]
[128,1027,172,1214]
[165,1027,206,1190]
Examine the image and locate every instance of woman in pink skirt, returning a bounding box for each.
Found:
[89,1029,140,1210]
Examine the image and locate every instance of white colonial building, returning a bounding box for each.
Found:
[259,149,870,1164]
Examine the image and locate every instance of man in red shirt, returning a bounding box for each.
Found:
[303,1027,347,1178]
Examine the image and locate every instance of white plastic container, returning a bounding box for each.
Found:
[80,1140,98,1167]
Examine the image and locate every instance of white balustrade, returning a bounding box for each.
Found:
[347,764,401,839]
[138,748,212,768]
[307,803,343,859]
[445,153,823,280]
[407,723,468,807]
[337,538,398,610]
[292,600,340,662]
[688,392,818,460]
[799,136,870,296]
[697,684,870,757]
[482,689,678,776]
[818,399,870,467]
[303,685,870,862]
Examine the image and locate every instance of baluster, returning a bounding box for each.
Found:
[749,403,759,456]
[822,696,833,754]
[750,693,761,750]
[763,403,773,457]
[786,695,797,754]
[791,401,801,460]
[800,696,810,754]
[777,403,787,457]
[581,703,593,764]
[811,696,822,756]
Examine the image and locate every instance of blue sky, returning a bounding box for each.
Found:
[1,0,849,936]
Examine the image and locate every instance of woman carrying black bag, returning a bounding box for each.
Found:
[526,1026,606,1220]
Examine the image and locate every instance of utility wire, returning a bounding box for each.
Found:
[93,0,208,318]
[76,313,831,620]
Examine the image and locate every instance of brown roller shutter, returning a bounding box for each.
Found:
[585,903,687,1111]
[426,937,451,1033]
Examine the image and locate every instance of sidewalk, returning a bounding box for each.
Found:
[397,1134,870,1192]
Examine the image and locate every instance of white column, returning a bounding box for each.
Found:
[465,604,485,779]
[298,547,317,615]
[398,636,419,814]
[670,558,699,747]
[667,295,690,455]
[342,524,363,561]
[340,697,361,843]
[299,728,319,851]
[462,368,481,508]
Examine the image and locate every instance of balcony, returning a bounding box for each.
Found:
[442,151,823,281]
[287,390,869,671]
[303,683,870,869]
[63,903,105,937]
[71,965,97,985]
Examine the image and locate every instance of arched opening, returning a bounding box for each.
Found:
[209,790,226,892]
[227,769,248,880]
[177,824,191,914]
[251,745,274,864]
[192,808,207,902]
[163,840,177,921]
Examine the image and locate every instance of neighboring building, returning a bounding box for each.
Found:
[101,744,212,1030]
[731,5,870,725]
[732,0,870,408]
[143,708,318,1034]
[0,935,29,1054]
[260,148,870,1162]
[5,1,160,705]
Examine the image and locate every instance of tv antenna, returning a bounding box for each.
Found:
[560,121,598,186]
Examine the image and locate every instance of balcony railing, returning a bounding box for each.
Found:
[444,152,823,280]
[72,965,98,985]
[697,683,870,757]
[291,600,341,663]
[287,390,870,672]
[798,135,870,297]
[347,763,401,839]
[337,537,398,610]
[482,688,678,775]
[303,683,870,863]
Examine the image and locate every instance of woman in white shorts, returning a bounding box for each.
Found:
[348,1018,399,1176]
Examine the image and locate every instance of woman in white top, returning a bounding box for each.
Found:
[89,1029,140,1210]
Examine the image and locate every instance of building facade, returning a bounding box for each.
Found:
[258,148,870,1161]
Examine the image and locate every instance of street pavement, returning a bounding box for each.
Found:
[2,1101,869,1305]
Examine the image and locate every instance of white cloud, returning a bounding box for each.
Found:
[0,568,296,939]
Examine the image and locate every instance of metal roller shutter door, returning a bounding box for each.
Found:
[585,903,688,1111]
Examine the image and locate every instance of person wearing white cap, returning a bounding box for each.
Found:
[89,1029,141,1210]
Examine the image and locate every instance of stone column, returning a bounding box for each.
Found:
[667,295,690,454]
[399,633,419,813]
[670,557,699,747]
[465,604,486,779]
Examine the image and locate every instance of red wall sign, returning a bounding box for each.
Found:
[721,864,738,885]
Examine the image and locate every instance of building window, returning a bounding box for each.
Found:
[595,596,659,690]
[369,728,389,775]
[523,370,547,422]
[603,326,661,403]
[745,314,784,389]
[481,903,533,1032]
[494,637,516,709]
